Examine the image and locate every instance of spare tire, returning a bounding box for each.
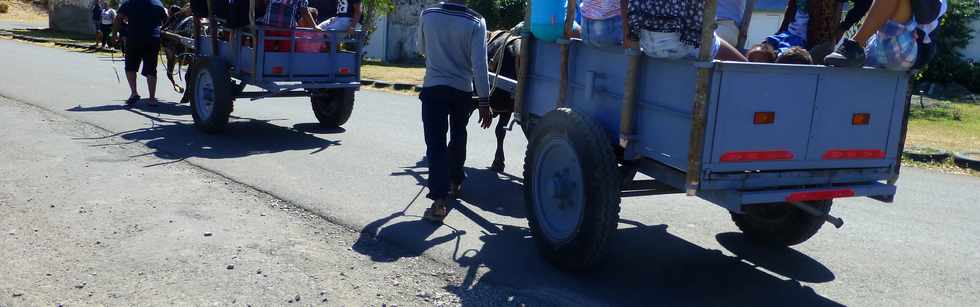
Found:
[953,152,980,171]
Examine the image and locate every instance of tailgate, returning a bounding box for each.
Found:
[704,63,908,173]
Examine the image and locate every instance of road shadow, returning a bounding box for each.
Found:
[292,123,347,134]
[390,159,527,219]
[715,232,836,283]
[443,218,843,306]
[67,101,340,165]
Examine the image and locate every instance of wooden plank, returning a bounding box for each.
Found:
[685,0,720,195]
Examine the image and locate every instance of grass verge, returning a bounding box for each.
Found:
[361,61,425,86]
[0,0,47,23]
[906,99,980,153]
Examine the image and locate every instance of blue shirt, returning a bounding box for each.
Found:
[118,0,167,41]
[716,0,746,24]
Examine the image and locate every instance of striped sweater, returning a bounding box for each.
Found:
[417,2,491,105]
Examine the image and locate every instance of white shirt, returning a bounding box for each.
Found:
[101,8,116,25]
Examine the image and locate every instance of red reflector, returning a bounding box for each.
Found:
[720,150,794,162]
[852,113,871,125]
[786,189,856,202]
[822,149,886,160]
[339,67,351,75]
[754,112,775,125]
[271,66,284,74]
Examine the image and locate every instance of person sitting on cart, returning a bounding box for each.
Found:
[112,0,169,107]
[569,0,625,48]
[316,0,361,35]
[824,0,945,71]
[746,0,871,64]
[626,0,747,61]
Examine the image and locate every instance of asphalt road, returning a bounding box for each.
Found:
[1,38,978,306]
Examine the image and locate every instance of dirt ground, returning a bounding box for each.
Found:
[0,0,47,24]
[0,96,542,306]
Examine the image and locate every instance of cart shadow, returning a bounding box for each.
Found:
[448,219,842,306]
[292,123,347,134]
[715,232,836,283]
[67,101,340,163]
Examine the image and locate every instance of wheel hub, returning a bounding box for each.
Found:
[532,137,585,243]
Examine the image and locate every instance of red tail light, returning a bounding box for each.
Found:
[271,66,284,74]
[754,112,775,125]
[786,189,856,202]
[339,67,351,75]
[720,150,794,162]
[822,149,885,160]
[852,113,871,125]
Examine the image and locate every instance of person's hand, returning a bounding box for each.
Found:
[477,106,492,129]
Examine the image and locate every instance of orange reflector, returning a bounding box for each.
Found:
[786,189,856,202]
[720,150,794,162]
[822,149,886,160]
[852,113,871,125]
[339,67,351,75]
[754,112,775,125]
[271,66,284,74]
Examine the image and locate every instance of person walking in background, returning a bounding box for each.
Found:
[100,3,117,49]
[91,0,105,48]
[113,0,168,107]
[416,0,493,223]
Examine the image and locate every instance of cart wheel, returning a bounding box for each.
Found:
[731,201,832,246]
[523,108,620,271]
[188,58,233,133]
[311,89,355,128]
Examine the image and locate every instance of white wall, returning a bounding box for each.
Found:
[363,15,388,61]
[963,20,980,62]
[744,11,784,49]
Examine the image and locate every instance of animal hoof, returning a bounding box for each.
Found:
[490,160,505,173]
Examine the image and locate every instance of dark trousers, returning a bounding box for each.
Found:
[420,86,474,200]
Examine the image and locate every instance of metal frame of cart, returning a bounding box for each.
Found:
[188,0,364,133]
[490,0,915,270]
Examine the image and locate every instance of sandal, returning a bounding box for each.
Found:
[124,95,140,107]
[423,199,450,223]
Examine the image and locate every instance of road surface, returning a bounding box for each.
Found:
[0,38,978,306]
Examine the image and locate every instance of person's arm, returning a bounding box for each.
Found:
[471,19,491,106]
[112,3,128,38]
[778,0,797,33]
[416,13,425,57]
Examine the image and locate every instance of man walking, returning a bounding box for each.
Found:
[113,0,168,107]
[416,0,493,222]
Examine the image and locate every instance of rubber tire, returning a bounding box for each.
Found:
[953,152,980,171]
[311,89,355,127]
[731,201,832,246]
[523,108,621,271]
[188,58,233,133]
[904,148,950,163]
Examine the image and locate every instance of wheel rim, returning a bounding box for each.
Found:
[194,68,216,120]
[532,136,585,244]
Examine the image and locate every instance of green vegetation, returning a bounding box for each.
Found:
[916,0,980,93]
[907,100,980,153]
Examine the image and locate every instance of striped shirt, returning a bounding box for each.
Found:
[581,0,620,20]
[417,2,491,104]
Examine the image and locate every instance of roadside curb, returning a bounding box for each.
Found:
[953,152,980,171]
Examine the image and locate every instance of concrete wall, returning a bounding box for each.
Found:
[49,0,98,35]
[385,0,439,63]
[963,20,980,62]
